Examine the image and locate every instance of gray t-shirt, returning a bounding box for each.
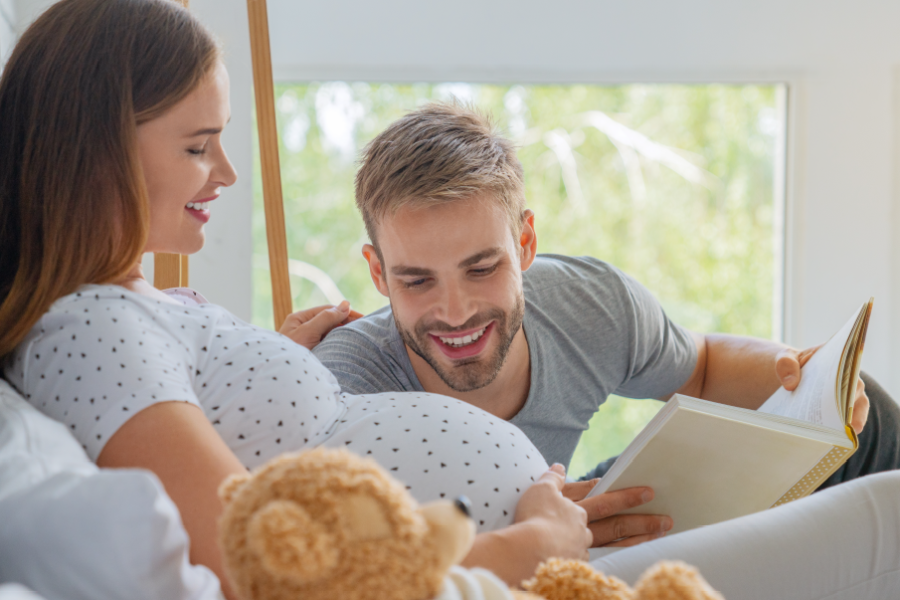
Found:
[313,255,697,467]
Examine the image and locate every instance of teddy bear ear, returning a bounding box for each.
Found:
[633,561,724,600]
[522,558,633,600]
[247,499,339,583]
[218,473,252,505]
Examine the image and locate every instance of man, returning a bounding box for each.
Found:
[313,102,900,545]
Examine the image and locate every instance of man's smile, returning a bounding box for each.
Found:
[429,322,495,360]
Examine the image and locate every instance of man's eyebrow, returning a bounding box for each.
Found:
[390,265,434,277]
[458,247,503,268]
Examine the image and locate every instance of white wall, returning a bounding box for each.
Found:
[9,0,900,395]
[0,0,14,64]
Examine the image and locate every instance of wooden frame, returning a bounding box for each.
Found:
[247,0,292,329]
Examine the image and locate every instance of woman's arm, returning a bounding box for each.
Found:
[97,401,246,600]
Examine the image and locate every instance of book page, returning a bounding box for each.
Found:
[757,314,857,431]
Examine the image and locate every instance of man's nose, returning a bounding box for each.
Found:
[437,282,475,327]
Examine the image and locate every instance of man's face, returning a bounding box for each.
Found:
[366,195,534,392]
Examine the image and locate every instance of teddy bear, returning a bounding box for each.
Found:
[217,447,724,600]
[523,558,726,600]
[217,447,525,600]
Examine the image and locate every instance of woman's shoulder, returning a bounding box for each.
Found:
[15,284,203,362]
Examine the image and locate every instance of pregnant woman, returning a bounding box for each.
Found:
[2,3,899,600]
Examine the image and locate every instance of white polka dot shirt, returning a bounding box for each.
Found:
[5,285,548,532]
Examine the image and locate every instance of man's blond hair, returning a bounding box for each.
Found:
[355,102,526,249]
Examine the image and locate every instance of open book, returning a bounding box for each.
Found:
[585,299,873,535]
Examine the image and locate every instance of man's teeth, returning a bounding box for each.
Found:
[439,326,488,348]
[186,202,210,210]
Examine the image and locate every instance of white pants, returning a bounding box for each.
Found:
[591,471,900,599]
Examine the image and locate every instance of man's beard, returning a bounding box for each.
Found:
[394,294,525,393]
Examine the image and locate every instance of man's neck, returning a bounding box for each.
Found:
[406,327,532,421]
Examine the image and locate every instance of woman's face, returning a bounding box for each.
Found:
[137,61,237,255]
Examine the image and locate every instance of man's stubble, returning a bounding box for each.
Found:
[394,294,526,393]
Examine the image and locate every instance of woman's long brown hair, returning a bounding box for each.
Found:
[0,0,219,360]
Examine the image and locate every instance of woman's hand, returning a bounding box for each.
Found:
[461,464,592,587]
[512,464,593,559]
[278,301,362,350]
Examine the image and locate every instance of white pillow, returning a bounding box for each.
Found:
[0,380,223,600]
[0,380,95,501]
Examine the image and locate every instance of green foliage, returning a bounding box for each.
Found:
[252,82,779,478]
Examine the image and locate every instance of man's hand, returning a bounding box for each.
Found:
[563,478,672,547]
[775,345,869,434]
[513,464,593,560]
[278,301,362,350]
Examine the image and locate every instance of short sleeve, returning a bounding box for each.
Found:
[612,270,698,399]
[10,295,198,461]
[313,326,420,395]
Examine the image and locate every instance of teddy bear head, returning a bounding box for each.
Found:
[217,448,476,600]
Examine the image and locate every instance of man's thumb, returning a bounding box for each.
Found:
[775,349,800,391]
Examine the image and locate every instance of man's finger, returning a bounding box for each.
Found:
[577,487,654,522]
[589,514,673,547]
[562,479,598,502]
[851,388,869,434]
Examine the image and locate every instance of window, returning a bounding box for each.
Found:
[253,82,786,477]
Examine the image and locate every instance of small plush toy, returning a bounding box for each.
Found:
[217,447,724,600]
[217,447,522,600]
[523,558,725,600]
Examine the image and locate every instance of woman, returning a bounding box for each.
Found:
[0,0,590,595]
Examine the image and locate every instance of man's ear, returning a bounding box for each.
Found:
[518,209,537,272]
[362,244,390,297]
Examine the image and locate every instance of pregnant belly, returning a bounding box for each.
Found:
[320,392,549,533]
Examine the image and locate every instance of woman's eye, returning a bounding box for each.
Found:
[187,147,207,156]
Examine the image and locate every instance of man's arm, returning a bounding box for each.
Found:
[673,332,787,410]
[674,332,869,432]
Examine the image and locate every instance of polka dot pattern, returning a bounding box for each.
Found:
[6,285,343,465]
[322,393,548,532]
[6,285,550,532]
[772,445,855,507]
